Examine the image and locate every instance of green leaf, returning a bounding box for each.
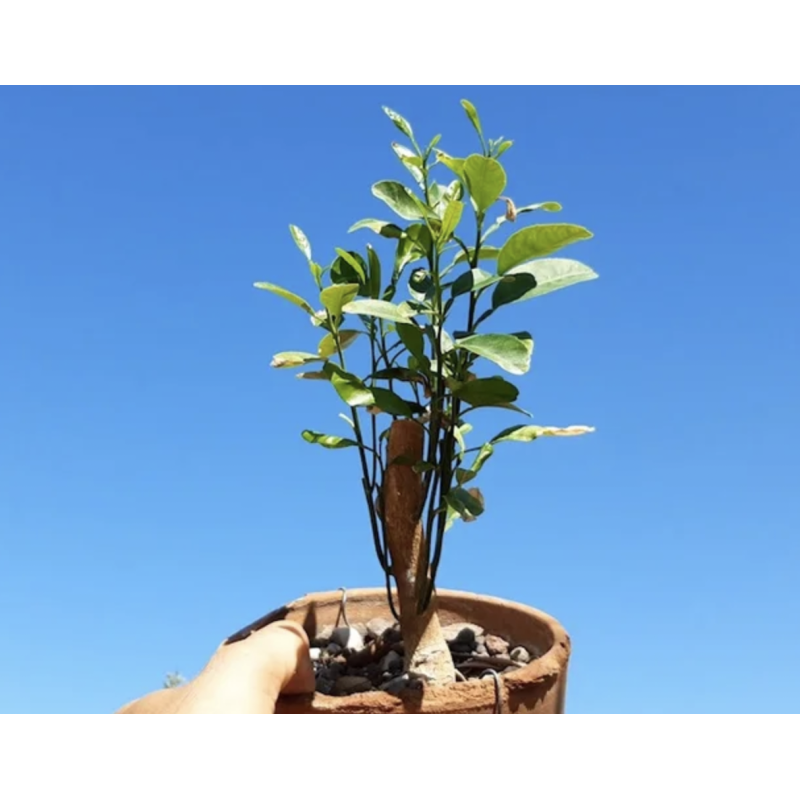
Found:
[320,284,360,317]
[309,261,323,288]
[463,155,506,213]
[451,268,501,298]
[392,142,424,185]
[497,224,593,274]
[455,332,534,376]
[496,140,513,157]
[289,224,312,261]
[493,258,599,307]
[453,246,501,266]
[439,200,464,244]
[270,351,321,368]
[366,245,382,300]
[383,106,414,140]
[323,363,375,407]
[460,99,483,142]
[490,273,538,308]
[254,282,315,316]
[342,298,415,323]
[372,387,413,417]
[425,133,442,156]
[371,366,423,384]
[372,181,424,221]
[396,323,425,361]
[446,487,485,520]
[456,443,494,484]
[408,269,433,302]
[435,150,465,178]
[452,376,519,407]
[302,430,359,449]
[491,424,596,444]
[317,329,360,359]
[453,423,470,454]
[348,219,404,239]
[334,248,367,283]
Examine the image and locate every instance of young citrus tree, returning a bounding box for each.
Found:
[256,100,596,686]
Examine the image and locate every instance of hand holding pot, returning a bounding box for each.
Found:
[116,620,316,714]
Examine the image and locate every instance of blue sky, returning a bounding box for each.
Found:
[1,87,798,713]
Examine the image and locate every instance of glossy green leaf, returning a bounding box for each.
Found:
[453,246,501,266]
[452,376,519,407]
[435,150,465,178]
[455,332,533,376]
[425,133,442,155]
[302,430,359,449]
[366,245,381,300]
[254,282,315,315]
[371,366,424,384]
[451,268,501,298]
[493,258,599,307]
[289,224,311,261]
[372,181,424,221]
[270,351,321,368]
[392,142,424,185]
[496,140,513,157]
[334,248,367,283]
[317,329,360,359]
[320,283,359,317]
[439,200,464,244]
[463,155,506,213]
[491,424,596,445]
[348,218,404,238]
[446,487,485,520]
[323,362,375,407]
[456,443,494,484]
[383,106,414,140]
[342,298,415,323]
[309,261,323,287]
[497,224,593,274]
[460,100,483,142]
[408,269,433,303]
[396,323,425,361]
[372,387,413,417]
[491,273,538,308]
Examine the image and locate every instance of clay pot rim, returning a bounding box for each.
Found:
[273,587,571,713]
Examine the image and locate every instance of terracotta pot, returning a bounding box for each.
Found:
[235,588,571,714]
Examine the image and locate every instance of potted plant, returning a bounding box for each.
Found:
[246,100,597,713]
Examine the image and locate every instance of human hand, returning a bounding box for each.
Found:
[116,620,315,714]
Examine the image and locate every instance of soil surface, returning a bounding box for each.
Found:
[311,618,540,697]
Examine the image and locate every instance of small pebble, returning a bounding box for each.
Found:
[475,643,488,656]
[510,646,531,664]
[330,626,364,651]
[366,617,394,640]
[353,622,369,638]
[382,626,403,645]
[380,675,411,695]
[326,642,343,656]
[309,647,322,661]
[379,650,403,673]
[485,634,509,656]
[442,623,484,644]
[334,675,373,696]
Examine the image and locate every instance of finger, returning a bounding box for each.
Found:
[221,620,315,697]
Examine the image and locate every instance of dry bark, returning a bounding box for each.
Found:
[382,419,455,685]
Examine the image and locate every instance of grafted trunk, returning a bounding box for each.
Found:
[383,419,455,685]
